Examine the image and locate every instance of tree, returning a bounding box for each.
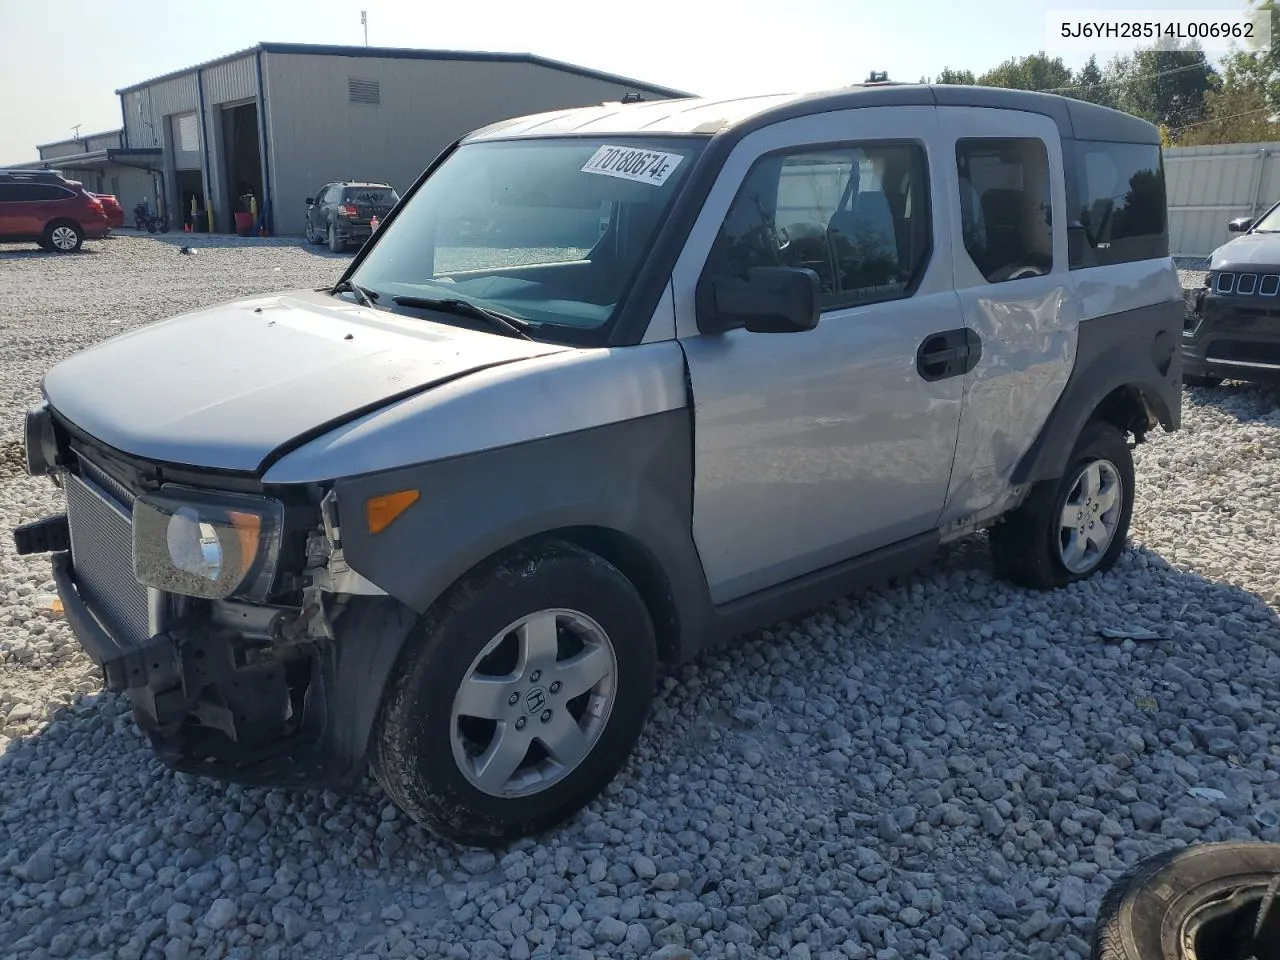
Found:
[1065,55,1118,109]
[977,52,1073,92]
[933,67,976,85]
[1177,77,1280,145]
[1216,0,1280,111]
[1114,44,1218,130]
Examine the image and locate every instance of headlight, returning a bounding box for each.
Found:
[24,403,58,477]
[133,486,284,601]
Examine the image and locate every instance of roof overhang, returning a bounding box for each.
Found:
[4,148,162,172]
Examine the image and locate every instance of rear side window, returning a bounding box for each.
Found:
[0,184,22,202]
[705,141,932,310]
[29,184,72,201]
[956,138,1054,283]
[1073,141,1165,267]
[343,187,397,204]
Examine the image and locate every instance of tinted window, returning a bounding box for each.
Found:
[0,183,51,202]
[1074,140,1166,267]
[30,184,72,201]
[704,142,932,309]
[343,186,397,204]
[0,184,22,202]
[956,138,1054,283]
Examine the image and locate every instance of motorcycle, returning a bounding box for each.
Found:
[133,202,170,234]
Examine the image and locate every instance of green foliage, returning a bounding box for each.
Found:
[977,52,1073,91]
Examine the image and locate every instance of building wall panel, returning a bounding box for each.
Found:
[203,56,258,105]
[123,74,198,149]
[263,52,678,234]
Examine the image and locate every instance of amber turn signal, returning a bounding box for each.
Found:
[365,489,420,534]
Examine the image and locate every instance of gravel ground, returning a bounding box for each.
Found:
[3,234,1280,960]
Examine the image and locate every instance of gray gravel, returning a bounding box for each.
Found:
[3,235,1280,960]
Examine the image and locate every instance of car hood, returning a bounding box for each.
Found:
[1209,231,1280,269]
[43,288,570,473]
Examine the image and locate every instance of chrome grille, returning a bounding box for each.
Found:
[64,470,151,648]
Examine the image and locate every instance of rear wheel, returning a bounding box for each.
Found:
[44,221,83,253]
[1093,841,1280,960]
[990,419,1134,589]
[328,222,343,253]
[371,540,657,847]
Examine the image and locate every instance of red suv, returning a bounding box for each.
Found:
[0,170,111,252]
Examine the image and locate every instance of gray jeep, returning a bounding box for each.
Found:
[15,84,1183,846]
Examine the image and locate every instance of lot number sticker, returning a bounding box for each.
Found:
[581,145,683,186]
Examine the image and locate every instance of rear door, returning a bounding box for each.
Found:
[0,182,44,236]
[33,184,79,231]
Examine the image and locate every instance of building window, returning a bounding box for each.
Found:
[956,138,1054,283]
[704,142,931,310]
[1074,141,1166,267]
[349,78,381,105]
[177,114,199,153]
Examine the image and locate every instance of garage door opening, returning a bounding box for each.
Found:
[222,102,262,235]
[177,170,206,231]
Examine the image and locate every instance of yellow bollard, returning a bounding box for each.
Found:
[249,195,258,220]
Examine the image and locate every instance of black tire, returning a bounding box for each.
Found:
[1183,373,1224,388]
[371,540,657,847]
[306,217,322,244]
[43,220,83,253]
[146,221,157,235]
[1093,841,1280,960]
[990,419,1135,589]
[328,222,343,254]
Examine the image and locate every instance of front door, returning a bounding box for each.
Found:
[673,106,969,605]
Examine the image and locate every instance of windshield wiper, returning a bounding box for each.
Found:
[391,295,534,340]
[332,278,379,308]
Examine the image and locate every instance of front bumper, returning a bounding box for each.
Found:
[45,546,344,786]
[1183,284,1280,382]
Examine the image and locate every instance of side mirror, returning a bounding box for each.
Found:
[1229,216,1253,233]
[696,266,821,335]
[305,197,315,206]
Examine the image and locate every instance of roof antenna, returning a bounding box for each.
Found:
[866,70,889,83]
[71,124,82,140]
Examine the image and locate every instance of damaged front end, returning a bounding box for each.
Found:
[14,405,413,787]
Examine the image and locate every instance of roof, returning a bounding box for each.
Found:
[464,83,1161,145]
[35,129,121,151]
[115,42,692,100]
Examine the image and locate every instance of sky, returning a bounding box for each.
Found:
[0,0,1259,162]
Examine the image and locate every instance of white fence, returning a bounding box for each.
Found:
[1165,141,1280,259]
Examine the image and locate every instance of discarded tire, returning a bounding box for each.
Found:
[1093,841,1280,959]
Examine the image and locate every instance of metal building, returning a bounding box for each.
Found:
[114,42,691,236]
[1165,141,1280,259]
[5,130,163,215]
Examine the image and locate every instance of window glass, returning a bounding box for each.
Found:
[30,185,71,201]
[343,186,397,205]
[350,137,704,340]
[1074,140,1166,266]
[956,138,1054,283]
[704,142,931,309]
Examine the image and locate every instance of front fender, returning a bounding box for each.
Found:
[333,409,711,650]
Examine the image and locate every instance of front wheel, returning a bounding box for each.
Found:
[371,541,657,847]
[990,419,1135,589]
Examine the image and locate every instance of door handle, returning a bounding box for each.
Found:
[917,328,982,382]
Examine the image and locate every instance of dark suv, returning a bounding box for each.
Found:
[1184,202,1280,386]
[304,181,398,252]
[0,170,111,252]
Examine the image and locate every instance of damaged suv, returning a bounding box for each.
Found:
[15,85,1183,846]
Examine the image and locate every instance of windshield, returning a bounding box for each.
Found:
[350,137,705,342]
[1251,202,1280,233]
